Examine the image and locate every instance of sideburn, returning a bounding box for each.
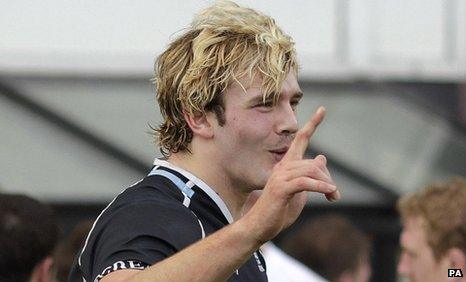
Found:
[212,105,226,126]
[205,94,226,126]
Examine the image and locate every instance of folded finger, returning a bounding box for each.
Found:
[325,189,341,202]
[288,177,337,195]
[284,163,332,184]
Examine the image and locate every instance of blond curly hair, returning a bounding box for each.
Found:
[153,1,298,156]
[397,177,466,261]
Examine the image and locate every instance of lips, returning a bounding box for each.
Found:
[269,146,289,154]
[269,147,289,161]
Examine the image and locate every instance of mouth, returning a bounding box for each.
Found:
[268,147,289,161]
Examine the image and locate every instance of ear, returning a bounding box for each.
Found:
[183,111,214,139]
[30,256,54,282]
[447,248,466,270]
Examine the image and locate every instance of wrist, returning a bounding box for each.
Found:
[233,215,267,249]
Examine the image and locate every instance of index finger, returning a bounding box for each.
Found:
[283,106,326,161]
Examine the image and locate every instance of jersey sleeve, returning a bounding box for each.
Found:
[89,199,203,281]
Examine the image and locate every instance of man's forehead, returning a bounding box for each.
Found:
[400,229,421,255]
[402,216,428,246]
[404,216,426,229]
[233,72,301,98]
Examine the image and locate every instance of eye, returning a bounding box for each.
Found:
[290,100,300,109]
[255,101,274,108]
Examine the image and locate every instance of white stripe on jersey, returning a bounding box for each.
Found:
[153,159,234,223]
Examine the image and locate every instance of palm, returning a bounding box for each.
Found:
[284,191,308,228]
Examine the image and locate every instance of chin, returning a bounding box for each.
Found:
[241,160,273,190]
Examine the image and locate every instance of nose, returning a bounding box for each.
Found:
[275,102,298,135]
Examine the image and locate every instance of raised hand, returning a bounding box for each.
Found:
[241,106,340,244]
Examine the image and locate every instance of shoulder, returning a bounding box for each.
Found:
[96,177,203,244]
[75,176,205,281]
[79,175,204,258]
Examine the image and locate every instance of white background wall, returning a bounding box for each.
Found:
[1,0,465,80]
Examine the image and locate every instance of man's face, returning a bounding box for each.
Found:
[397,216,450,282]
[210,71,302,191]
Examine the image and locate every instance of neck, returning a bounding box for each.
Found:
[168,151,249,221]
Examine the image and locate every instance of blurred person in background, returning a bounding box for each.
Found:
[52,221,92,282]
[0,193,59,282]
[262,241,327,282]
[282,214,371,282]
[397,177,466,282]
[69,1,339,281]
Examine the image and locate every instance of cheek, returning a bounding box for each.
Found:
[414,257,436,279]
[242,115,273,138]
[237,125,270,147]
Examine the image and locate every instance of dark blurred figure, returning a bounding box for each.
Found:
[0,193,59,282]
[397,177,466,282]
[53,221,93,282]
[282,214,371,282]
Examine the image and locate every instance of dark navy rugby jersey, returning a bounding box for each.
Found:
[69,159,267,282]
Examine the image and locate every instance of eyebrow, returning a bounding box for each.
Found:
[247,91,303,106]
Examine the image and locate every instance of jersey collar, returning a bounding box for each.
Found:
[153,158,234,224]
